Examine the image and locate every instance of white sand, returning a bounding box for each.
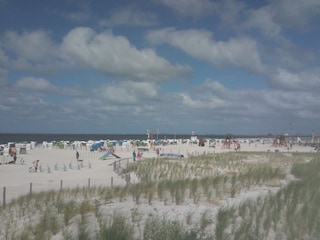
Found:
[0,140,314,205]
[0,139,317,239]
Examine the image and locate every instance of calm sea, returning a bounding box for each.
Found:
[0,133,192,144]
[0,133,269,144]
[0,133,151,144]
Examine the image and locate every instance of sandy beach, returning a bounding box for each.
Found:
[0,139,314,205]
[1,138,319,239]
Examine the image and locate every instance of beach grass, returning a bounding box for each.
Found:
[0,151,319,239]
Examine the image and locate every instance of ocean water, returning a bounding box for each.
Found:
[0,133,149,144]
[0,133,269,144]
[0,133,196,144]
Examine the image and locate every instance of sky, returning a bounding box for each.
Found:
[0,0,320,136]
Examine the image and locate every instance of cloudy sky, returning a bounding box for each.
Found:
[0,0,320,135]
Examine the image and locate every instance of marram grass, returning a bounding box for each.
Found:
[0,152,319,239]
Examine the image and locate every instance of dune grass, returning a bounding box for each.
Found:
[0,151,318,239]
[215,153,320,240]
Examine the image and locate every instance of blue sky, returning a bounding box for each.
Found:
[0,0,320,135]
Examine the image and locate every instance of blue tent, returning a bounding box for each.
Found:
[91,141,104,151]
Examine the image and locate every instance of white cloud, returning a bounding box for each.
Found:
[61,27,190,82]
[215,0,246,28]
[202,79,227,95]
[124,81,158,99]
[15,77,58,92]
[1,1,319,134]
[243,6,282,40]
[270,68,320,91]
[0,28,190,81]
[0,48,9,66]
[1,30,62,72]
[179,92,226,109]
[3,30,57,62]
[101,85,138,104]
[271,0,320,28]
[177,80,320,127]
[179,80,228,109]
[242,0,320,39]
[0,68,7,85]
[147,27,265,73]
[97,81,158,104]
[262,89,320,122]
[1,74,319,134]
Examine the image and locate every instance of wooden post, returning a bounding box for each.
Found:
[29,183,32,198]
[60,180,63,191]
[125,173,131,185]
[111,177,113,188]
[88,178,91,189]
[3,187,6,208]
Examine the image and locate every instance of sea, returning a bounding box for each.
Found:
[0,133,268,144]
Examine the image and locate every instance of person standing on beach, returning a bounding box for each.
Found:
[33,160,39,172]
[76,151,79,161]
[132,151,136,161]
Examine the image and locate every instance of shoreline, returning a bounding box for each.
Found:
[0,133,315,144]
